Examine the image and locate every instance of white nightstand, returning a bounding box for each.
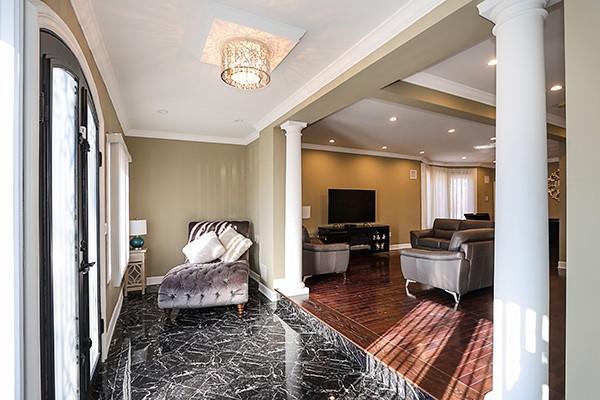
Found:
[126,248,147,296]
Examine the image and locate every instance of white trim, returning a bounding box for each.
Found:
[558,261,567,270]
[390,243,412,250]
[127,129,257,146]
[249,270,280,302]
[70,0,129,130]
[103,289,123,355]
[422,158,496,169]
[253,0,446,133]
[146,276,164,286]
[403,72,567,128]
[106,133,132,161]
[302,143,423,161]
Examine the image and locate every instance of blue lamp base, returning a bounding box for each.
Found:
[130,235,144,249]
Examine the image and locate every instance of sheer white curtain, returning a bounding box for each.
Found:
[421,164,477,228]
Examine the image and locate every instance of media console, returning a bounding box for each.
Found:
[317,223,390,253]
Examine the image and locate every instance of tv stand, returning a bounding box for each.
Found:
[318,223,390,253]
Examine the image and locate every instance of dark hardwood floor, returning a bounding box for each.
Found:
[291,250,565,400]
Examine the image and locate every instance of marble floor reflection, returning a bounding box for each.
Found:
[91,281,403,400]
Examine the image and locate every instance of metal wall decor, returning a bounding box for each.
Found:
[548,169,560,201]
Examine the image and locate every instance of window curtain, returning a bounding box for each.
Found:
[421,164,477,228]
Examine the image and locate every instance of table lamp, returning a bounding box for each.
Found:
[129,220,147,249]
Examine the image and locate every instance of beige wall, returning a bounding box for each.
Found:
[476,167,495,219]
[245,139,260,272]
[302,149,421,244]
[41,0,124,323]
[126,137,248,277]
[565,0,600,397]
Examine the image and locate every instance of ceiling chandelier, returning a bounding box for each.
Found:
[221,38,271,90]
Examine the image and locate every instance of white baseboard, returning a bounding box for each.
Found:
[146,275,164,286]
[249,270,280,302]
[557,261,567,269]
[389,243,411,250]
[103,288,123,361]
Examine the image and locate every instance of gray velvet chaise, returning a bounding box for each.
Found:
[401,218,495,304]
[158,220,250,316]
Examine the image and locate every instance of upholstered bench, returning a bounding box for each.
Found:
[157,220,251,316]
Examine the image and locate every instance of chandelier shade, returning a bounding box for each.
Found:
[220,38,271,90]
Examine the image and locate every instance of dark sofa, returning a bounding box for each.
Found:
[410,218,494,250]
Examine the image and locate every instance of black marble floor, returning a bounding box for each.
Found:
[91,282,403,400]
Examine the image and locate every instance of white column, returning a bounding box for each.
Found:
[478,1,550,399]
[280,121,309,297]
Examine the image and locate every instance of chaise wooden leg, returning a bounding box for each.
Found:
[236,303,245,317]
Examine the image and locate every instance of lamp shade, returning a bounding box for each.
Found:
[129,220,147,236]
[302,206,311,219]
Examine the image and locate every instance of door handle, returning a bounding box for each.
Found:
[80,261,96,273]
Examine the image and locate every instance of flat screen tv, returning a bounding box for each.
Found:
[328,189,376,224]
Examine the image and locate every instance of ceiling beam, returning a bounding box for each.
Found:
[372,81,566,141]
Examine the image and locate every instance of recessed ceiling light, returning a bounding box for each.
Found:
[487,58,497,66]
[329,139,335,143]
[493,160,496,164]
[381,146,388,150]
[419,150,425,155]
[550,84,563,92]
[461,156,467,160]
[448,128,456,134]
[157,109,168,114]
[490,137,496,141]
[389,116,397,122]
[474,143,496,150]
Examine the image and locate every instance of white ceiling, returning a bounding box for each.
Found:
[83,0,417,141]
[303,98,562,165]
[411,3,565,119]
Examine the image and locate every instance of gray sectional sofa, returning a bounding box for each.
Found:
[158,220,250,316]
[401,218,495,305]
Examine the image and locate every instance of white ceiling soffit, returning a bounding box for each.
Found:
[71,0,445,144]
[195,3,305,69]
[405,3,566,128]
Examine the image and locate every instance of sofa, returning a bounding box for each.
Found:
[158,220,250,316]
[401,218,495,304]
[410,218,494,251]
[302,226,350,278]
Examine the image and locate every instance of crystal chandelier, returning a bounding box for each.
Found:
[221,38,271,90]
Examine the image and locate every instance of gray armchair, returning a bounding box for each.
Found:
[401,228,494,304]
[302,226,350,278]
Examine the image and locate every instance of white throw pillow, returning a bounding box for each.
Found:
[219,227,252,262]
[182,231,226,264]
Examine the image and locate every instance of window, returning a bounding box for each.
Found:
[421,164,477,228]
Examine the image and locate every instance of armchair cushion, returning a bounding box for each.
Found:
[400,248,464,261]
[303,242,350,252]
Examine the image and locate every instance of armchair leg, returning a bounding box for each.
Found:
[405,280,416,299]
[444,290,461,307]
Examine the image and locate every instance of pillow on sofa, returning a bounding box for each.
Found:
[219,226,252,262]
[183,231,226,263]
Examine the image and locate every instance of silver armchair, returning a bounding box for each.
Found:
[401,228,494,304]
[302,226,350,278]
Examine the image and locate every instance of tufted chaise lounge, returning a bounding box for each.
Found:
[158,221,250,316]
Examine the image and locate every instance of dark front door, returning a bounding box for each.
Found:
[40,30,101,400]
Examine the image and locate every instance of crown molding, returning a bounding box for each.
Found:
[404,72,567,128]
[302,143,423,161]
[126,129,259,146]
[70,0,129,130]
[252,0,446,133]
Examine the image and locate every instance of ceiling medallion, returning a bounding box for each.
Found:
[221,38,271,90]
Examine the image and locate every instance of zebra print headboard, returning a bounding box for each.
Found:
[187,220,251,262]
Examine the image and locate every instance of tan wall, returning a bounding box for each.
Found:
[41,0,124,323]
[548,162,560,219]
[476,167,495,219]
[302,149,421,244]
[126,137,248,277]
[565,1,600,396]
[245,139,260,272]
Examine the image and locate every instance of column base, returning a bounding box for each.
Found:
[484,391,494,400]
[274,279,310,298]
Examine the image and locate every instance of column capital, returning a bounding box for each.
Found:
[478,0,548,31]
[280,120,307,135]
